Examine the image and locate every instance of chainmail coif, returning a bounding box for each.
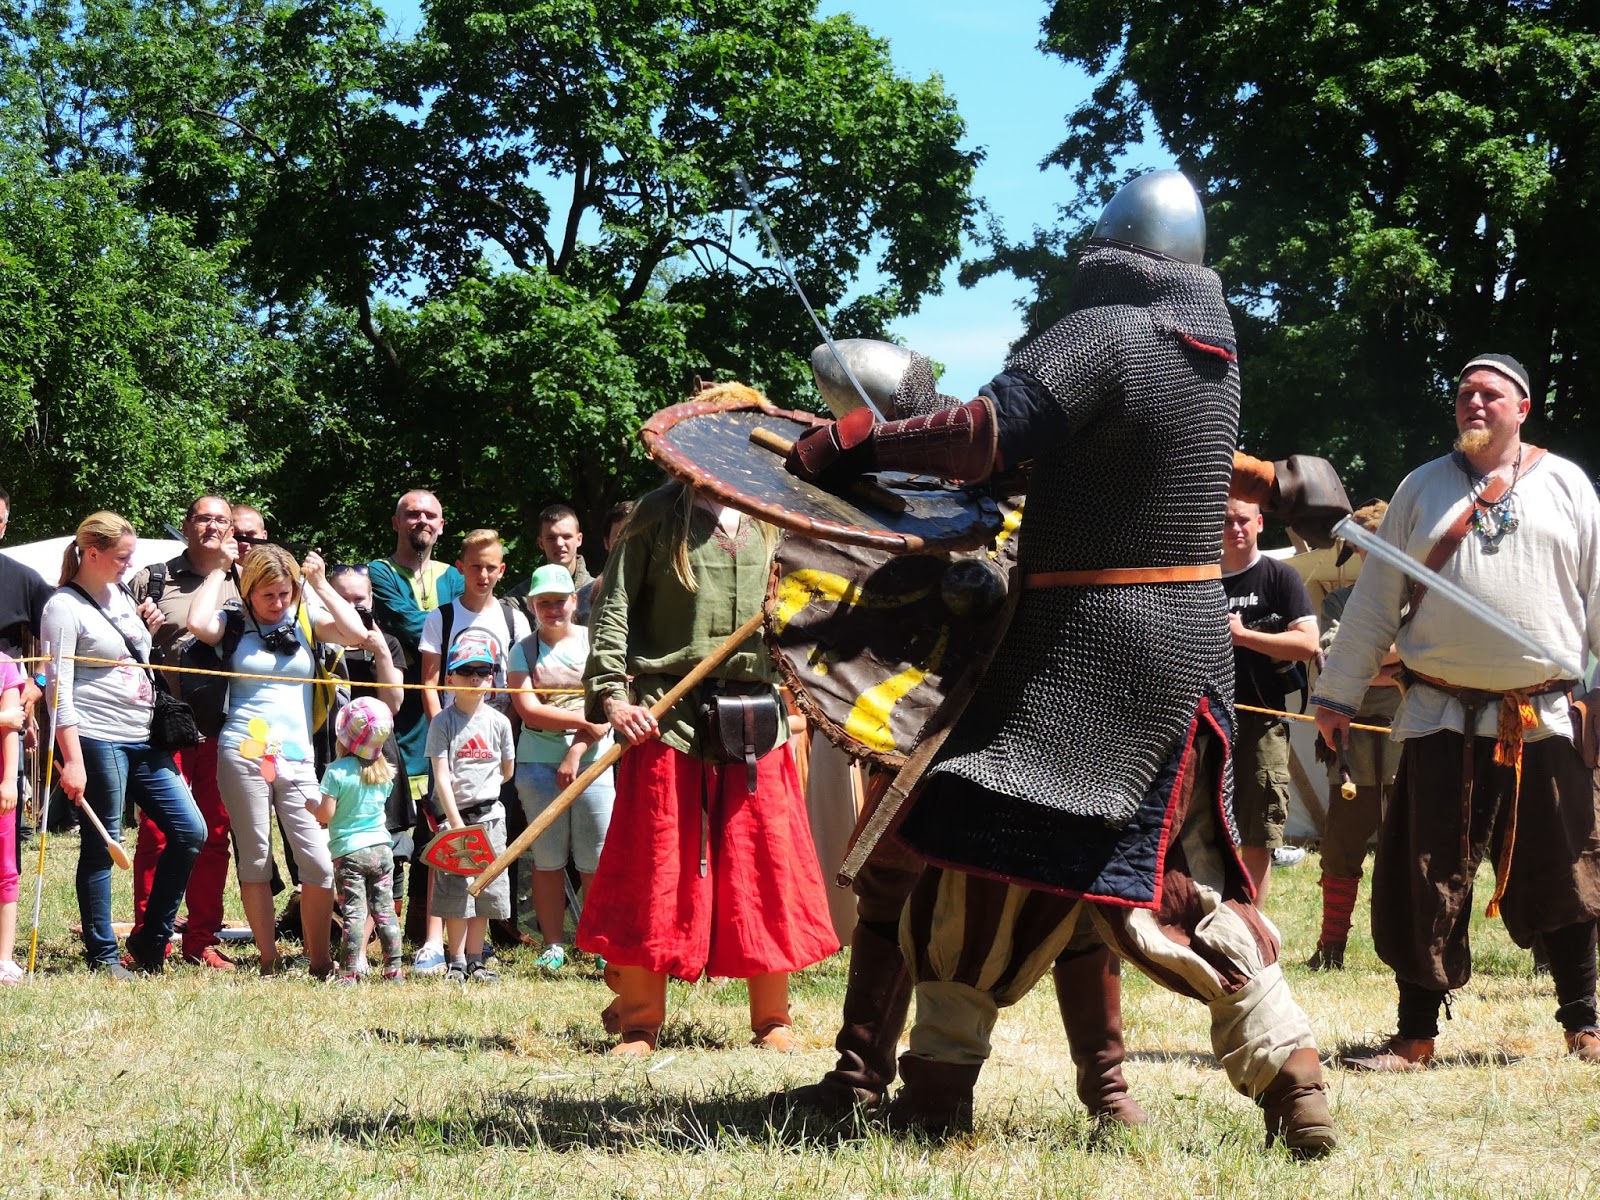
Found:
[899,245,1240,894]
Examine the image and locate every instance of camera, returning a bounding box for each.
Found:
[258,623,301,655]
[355,605,376,630]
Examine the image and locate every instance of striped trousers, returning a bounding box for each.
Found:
[900,731,1316,1097]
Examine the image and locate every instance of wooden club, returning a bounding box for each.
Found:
[76,798,132,870]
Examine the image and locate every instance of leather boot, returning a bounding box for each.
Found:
[883,1054,982,1137]
[782,924,914,1114]
[1051,947,1148,1127]
[602,965,668,1057]
[1340,1034,1434,1072]
[748,972,797,1051]
[1259,1046,1337,1158]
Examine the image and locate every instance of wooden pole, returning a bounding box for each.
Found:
[467,609,767,896]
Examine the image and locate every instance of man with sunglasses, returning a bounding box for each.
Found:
[127,495,242,969]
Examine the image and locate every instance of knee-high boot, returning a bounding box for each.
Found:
[782,922,913,1112]
[1052,946,1148,1126]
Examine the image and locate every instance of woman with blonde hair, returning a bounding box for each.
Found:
[577,390,839,1054]
[43,512,205,978]
[189,539,369,975]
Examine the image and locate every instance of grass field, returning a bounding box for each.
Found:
[5,829,1598,1199]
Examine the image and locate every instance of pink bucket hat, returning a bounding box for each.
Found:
[336,696,393,761]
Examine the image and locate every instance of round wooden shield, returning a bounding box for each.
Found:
[765,500,1023,767]
[640,395,1007,554]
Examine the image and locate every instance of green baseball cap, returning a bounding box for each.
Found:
[528,564,576,597]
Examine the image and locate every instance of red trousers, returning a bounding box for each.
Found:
[576,739,839,981]
[131,739,232,958]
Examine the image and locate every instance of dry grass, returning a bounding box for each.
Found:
[4,830,1599,1199]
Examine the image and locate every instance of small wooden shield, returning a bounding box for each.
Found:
[765,499,1023,767]
[421,825,495,877]
[641,394,1007,554]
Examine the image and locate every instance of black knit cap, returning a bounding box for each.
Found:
[1460,353,1530,398]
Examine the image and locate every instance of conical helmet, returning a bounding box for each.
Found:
[1090,170,1206,265]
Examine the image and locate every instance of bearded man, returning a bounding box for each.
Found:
[1315,354,1600,1070]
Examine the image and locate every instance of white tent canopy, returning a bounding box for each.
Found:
[0,536,185,583]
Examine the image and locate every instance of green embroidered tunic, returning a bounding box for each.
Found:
[583,484,785,759]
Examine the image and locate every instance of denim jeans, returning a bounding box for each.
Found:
[77,738,204,967]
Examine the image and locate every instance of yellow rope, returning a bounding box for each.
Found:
[61,655,582,696]
[1234,703,1391,735]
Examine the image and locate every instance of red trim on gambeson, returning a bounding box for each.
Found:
[1173,330,1238,362]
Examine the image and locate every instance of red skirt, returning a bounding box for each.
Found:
[576,739,841,980]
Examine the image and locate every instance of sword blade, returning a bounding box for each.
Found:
[1333,515,1587,680]
[734,167,885,421]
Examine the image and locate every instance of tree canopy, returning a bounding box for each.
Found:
[981,0,1599,499]
[0,0,978,563]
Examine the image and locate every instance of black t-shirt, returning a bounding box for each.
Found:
[1223,553,1315,710]
[0,555,54,657]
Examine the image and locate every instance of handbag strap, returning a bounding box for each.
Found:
[64,580,159,686]
[1400,445,1546,627]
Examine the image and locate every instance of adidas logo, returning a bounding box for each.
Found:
[457,734,496,761]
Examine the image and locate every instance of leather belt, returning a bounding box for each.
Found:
[1024,564,1221,588]
[1404,666,1575,917]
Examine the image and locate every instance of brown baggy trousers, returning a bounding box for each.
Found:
[899,731,1316,1097]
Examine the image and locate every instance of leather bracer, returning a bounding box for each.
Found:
[870,397,997,483]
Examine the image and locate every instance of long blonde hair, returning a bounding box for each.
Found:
[59,511,135,585]
[237,544,302,618]
[619,481,778,594]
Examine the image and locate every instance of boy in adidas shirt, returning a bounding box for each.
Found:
[425,629,516,982]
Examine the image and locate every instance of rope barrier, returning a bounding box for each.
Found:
[1235,703,1392,735]
[61,655,583,696]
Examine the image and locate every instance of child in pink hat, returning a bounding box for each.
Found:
[310,697,403,982]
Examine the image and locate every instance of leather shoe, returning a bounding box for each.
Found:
[185,946,236,971]
[1340,1035,1433,1071]
[1564,1028,1600,1063]
[1305,941,1345,971]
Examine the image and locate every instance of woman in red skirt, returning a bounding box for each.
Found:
[577,456,839,1056]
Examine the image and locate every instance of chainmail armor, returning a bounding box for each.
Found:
[890,352,961,418]
[900,245,1241,889]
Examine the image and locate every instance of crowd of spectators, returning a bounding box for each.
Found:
[0,486,641,984]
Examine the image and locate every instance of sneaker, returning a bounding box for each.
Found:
[185,946,237,972]
[444,964,468,984]
[0,959,24,985]
[381,965,405,983]
[533,944,567,973]
[98,961,136,982]
[413,944,447,975]
[467,961,500,984]
[330,972,360,986]
[1273,846,1308,867]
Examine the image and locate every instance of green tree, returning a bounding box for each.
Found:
[0,142,292,540]
[983,1,1600,498]
[3,0,979,559]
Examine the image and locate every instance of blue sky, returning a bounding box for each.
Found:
[381,1,1162,395]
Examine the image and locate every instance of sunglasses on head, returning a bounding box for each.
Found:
[451,663,494,678]
[329,563,369,577]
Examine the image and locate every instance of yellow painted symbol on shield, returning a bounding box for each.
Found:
[844,626,950,754]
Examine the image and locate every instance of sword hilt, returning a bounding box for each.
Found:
[748,426,909,514]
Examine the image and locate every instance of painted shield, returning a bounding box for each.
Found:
[640,394,1007,554]
[765,499,1023,767]
[421,825,495,877]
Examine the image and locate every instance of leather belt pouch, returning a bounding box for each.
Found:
[1573,697,1600,771]
[701,684,781,791]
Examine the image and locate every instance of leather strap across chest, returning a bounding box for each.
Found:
[1401,445,1546,627]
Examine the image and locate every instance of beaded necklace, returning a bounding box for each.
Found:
[1462,445,1523,554]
